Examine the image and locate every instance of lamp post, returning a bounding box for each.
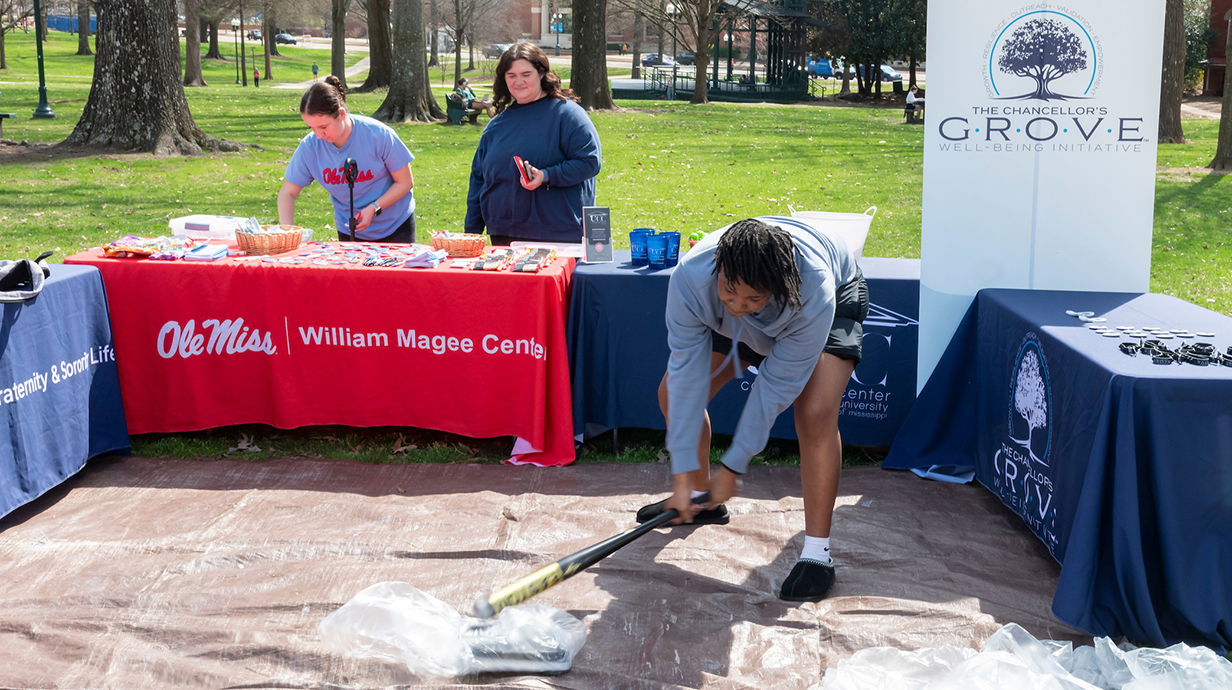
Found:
[553,13,562,56]
[31,0,55,119]
[232,19,241,84]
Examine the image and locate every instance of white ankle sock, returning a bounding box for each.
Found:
[690,490,707,500]
[801,536,832,564]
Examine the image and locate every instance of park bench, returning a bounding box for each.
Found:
[445,92,480,126]
[0,90,12,140]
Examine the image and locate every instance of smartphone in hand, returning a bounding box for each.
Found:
[513,156,533,186]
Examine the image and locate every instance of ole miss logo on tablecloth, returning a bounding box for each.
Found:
[322,166,374,185]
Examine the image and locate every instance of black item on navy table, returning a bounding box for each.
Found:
[0,250,54,303]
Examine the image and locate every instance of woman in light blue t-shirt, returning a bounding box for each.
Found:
[277,75,417,242]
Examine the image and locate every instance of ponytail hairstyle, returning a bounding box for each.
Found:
[300,74,347,117]
[491,42,577,115]
[712,219,803,310]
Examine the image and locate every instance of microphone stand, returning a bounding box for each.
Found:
[344,157,358,242]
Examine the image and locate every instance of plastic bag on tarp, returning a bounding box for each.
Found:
[318,581,587,678]
[823,623,1232,690]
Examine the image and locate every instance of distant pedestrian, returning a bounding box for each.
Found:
[312,62,319,79]
[621,43,627,56]
[254,68,260,88]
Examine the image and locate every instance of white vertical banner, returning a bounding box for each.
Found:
[918,0,1166,390]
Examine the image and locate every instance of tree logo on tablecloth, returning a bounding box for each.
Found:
[1009,338,1051,467]
[983,8,1102,101]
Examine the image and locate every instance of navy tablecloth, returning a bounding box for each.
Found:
[884,289,1232,649]
[1,264,129,518]
[567,251,919,446]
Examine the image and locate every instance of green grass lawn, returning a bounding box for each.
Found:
[1,29,1229,466]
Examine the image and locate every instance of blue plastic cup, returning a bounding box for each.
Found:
[647,234,668,269]
[630,228,655,266]
[663,232,681,267]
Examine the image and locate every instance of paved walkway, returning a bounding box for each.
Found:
[274,56,370,90]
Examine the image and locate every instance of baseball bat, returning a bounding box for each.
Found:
[473,493,710,618]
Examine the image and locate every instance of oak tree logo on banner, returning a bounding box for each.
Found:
[984,7,1102,101]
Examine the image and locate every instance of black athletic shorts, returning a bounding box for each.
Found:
[337,213,416,243]
[711,267,869,366]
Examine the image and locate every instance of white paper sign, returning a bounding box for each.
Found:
[918,0,1165,390]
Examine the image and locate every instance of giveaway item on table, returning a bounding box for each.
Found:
[101,235,197,259]
[474,248,516,271]
[431,232,488,258]
[182,243,229,262]
[511,248,557,273]
[236,222,303,256]
[581,206,613,264]
[630,229,655,267]
[168,214,248,240]
[403,246,449,269]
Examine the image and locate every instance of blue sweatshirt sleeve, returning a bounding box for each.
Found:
[464,134,488,233]
[664,268,719,475]
[542,104,601,188]
[720,288,836,474]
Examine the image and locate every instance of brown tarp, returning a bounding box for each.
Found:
[0,458,1087,688]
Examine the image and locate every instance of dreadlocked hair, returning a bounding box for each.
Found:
[712,219,802,310]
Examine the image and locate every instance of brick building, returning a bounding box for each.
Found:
[1205,0,1232,95]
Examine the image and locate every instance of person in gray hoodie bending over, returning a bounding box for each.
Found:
[637,216,867,602]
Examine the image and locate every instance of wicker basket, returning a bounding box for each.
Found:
[236,225,304,255]
[431,233,488,258]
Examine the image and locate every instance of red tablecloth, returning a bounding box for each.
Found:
[66,247,576,466]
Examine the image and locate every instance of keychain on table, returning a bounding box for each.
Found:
[343,157,359,242]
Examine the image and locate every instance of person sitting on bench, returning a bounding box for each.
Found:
[906,85,924,117]
[454,78,494,119]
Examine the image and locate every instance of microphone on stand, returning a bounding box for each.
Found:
[343,158,359,242]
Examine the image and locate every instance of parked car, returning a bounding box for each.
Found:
[675,52,695,65]
[640,53,675,67]
[247,30,262,41]
[274,33,297,45]
[879,64,903,82]
[484,43,511,59]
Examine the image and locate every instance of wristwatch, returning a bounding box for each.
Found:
[369,202,382,216]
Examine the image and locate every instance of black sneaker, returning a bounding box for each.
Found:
[635,497,730,525]
[778,559,836,602]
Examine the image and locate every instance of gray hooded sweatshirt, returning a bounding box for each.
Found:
[665,216,859,475]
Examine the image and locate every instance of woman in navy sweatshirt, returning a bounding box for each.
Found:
[464,43,602,245]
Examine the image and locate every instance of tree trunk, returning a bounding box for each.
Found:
[840,57,851,95]
[909,56,916,89]
[239,0,248,86]
[1210,19,1232,170]
[76,0,92,55]
[467,33,474,70]
[263,2,273,79]
[1,29,7,71]
[572,0,614,110]
[630,6,641,79]
[357,0,392,91]
[63,0,242,156]
[1158,0,1185,143]
[265,2,280,61]
[206,20,222,59]
[38,4,47,43]
[183,0,207,86]
[688,0,715,105]
[374,0,441,123]
[428,0,439,67]
[331,0,348,89]
[452,0,465,86]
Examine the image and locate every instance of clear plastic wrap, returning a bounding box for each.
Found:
[318,581,587,678]
[823,623,1232,690]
